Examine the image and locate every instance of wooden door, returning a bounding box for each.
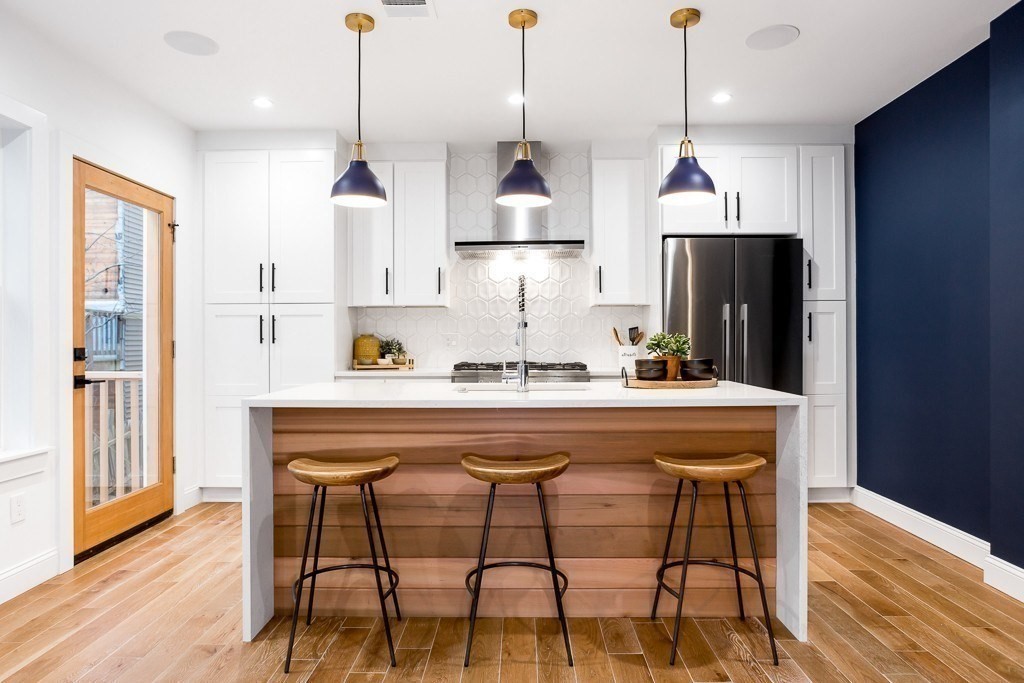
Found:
[349,161,395,306]
[393,161,447,306]
[203,151,269,304]
[73,159,175,558]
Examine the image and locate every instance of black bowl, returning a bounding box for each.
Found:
[680,362,718,381]
[635,359,667,370]
[636,367,668,381]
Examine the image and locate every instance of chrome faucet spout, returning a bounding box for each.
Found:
[516,275,529,392]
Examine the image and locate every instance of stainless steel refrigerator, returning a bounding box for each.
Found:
[663,237,803,394]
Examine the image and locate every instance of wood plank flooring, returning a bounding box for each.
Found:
[2,502,1023,681]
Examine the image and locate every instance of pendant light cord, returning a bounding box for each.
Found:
[521,23,527,141]
[357,27,363,142]
[683,22,688,138]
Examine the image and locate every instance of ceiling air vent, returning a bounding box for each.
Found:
[380,0,433,19]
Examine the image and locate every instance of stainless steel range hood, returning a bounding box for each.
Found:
[454,141,584,259]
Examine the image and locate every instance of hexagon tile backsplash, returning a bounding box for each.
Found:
[355,151,645,370]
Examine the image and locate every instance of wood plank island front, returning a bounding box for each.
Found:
[242,381,808,642]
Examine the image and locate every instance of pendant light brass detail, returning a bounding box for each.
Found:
[345,13,375,33]
[508,9,538,29]
[670,8,701,29]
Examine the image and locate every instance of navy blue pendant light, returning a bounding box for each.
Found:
[331,13,387,208]
[496,9,552,208]
[659,8,717,206]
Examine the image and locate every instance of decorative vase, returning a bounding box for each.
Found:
[655,355,681,381]
[353,334,381,366]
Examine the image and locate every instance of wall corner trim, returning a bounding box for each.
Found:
[851,486,990,568]
[984,555,1024,603]
[809,487,853,504]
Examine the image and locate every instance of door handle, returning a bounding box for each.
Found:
[598,266,603,294]
[739,303,749,383]
[735,192,741,223]
[722,303,731,381]
[271,263,276,292]
[385,267,389,296]
[259,314,265,344]
[807,312,813,342]
[73,375,106,389]
[723,192,728,223]
[259,263,264,293]
[271,315,277,344]
[437,267,441,295]
[807,259,813,289]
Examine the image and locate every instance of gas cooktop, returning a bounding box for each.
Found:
[451,361,590,383]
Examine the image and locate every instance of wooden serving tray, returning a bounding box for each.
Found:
[622,378,718,389]
[351,361,413,371]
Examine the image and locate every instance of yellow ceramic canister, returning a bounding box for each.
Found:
[353,334,381,365]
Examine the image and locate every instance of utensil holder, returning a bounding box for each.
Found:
[618,345,642,377]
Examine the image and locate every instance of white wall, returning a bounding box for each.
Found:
[0,7,201,598]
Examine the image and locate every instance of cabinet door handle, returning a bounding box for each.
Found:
[807,259,813,289]
[259,263,264,293]
[271,315,277,344]
[271,263,276,292]
[437,266,441,295]
[259,314,265,344]
[598,265,603,294]
[736,192,741,222]
[723,192,729,222]
[385,267,389,296]
[807,312,813,342]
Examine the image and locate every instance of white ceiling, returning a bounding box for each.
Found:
[1,0,1014,143]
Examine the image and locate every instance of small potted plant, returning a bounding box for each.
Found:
[645,332,690,381]
[379,337,407,365]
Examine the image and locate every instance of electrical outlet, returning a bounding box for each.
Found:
[10,493,25,524]
[442,333,458,348]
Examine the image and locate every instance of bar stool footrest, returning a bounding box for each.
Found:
[293,563,400,602]
[465,561,568,598]
[654,559,760,601]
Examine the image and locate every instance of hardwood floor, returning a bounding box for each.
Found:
[2,502,1023,681]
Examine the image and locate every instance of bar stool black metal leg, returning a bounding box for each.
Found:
[464,482,497,667]
[306,486,328,625]
[652,479,684,619]
[723,482,745,619]
[368,483,402,620]
[669,480,699,666]
[285,485,319,673]
[360,484,397,667]
[536,483,573,667]
[737,480,778,666]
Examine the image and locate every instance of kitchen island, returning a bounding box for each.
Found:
[241,381,807,642]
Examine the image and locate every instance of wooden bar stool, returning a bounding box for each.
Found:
[461,452,573,668]
[284,455,402,673]
[650,452,779,666]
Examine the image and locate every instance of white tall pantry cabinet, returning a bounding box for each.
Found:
[202,149,337,489]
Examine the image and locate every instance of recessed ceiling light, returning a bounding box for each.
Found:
[252,97,274,109]
[745,24,800,51]
[711,92,732,104]
[163,31,219,56]
[507,93,525,105]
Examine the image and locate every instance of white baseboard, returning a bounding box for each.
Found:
[851,486,990,568]
[809,487,853,503]
[984,555,1024,603]
[0,548,59,604]
[201,487,242,503]
[177,485,202,513]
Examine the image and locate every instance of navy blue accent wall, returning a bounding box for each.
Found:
[989,2,1024,567]
[855,44,991,539]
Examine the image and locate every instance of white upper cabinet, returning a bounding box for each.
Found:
[800,146,847,300]
[349,158,449,308]
[658,145,798,235]
[204,151,269,303]
[660,145,731,235]
[269,150,336,303]
[349,161,395,307]
[393,161,448,307]
[591,158,647,305]
[268,303,335,391]
[730,146,799,234]
[804,300,847,395]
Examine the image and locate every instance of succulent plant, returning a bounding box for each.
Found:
[379,337,406,357]
[646,332,690,358]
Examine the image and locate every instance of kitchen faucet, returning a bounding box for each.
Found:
[502,275,529,392]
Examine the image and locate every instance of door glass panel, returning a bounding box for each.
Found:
[83,188,161,507]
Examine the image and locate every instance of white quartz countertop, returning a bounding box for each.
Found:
[245,380,805,409]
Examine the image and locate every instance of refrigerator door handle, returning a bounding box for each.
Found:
[722,303,732,380]
[739,303,749,383]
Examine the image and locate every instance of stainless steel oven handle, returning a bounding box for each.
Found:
[722,303,731,381]
[739,303,749,384]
